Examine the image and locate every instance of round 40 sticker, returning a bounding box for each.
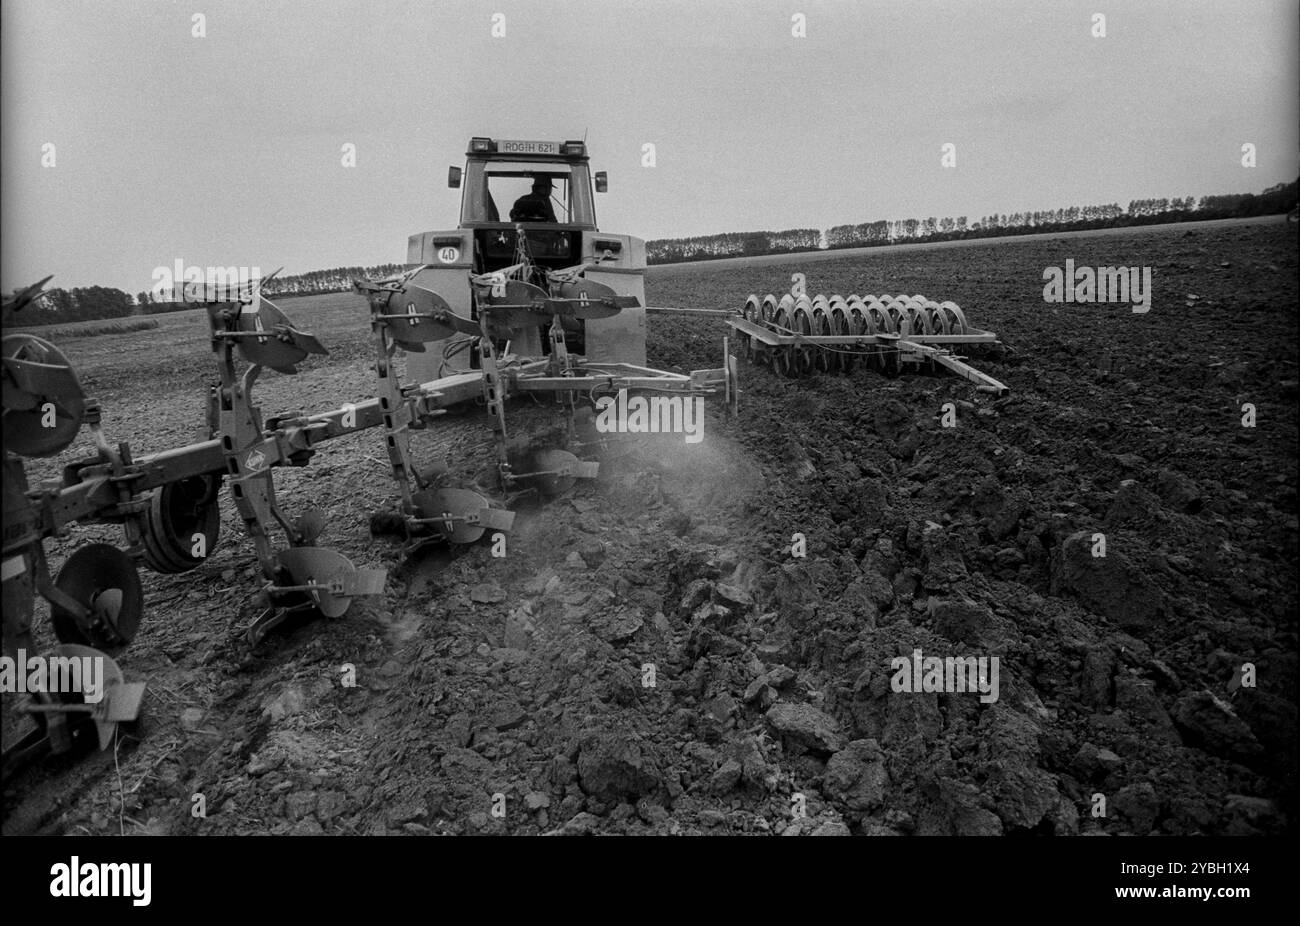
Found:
[437,246,459,263]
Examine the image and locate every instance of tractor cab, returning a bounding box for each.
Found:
[450,138,602,278]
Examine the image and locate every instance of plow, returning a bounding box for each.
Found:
[1,135,1008,778]
[1,267,732,775]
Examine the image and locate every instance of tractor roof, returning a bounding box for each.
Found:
[467,137,589,161]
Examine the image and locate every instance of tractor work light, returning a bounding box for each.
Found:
[469,137,496,153]
[561,141,586,157]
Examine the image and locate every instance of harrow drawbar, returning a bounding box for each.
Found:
[727,273,1008,395]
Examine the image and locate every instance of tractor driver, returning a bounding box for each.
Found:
[510,176,559,223]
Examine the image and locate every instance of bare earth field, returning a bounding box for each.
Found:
[3,219,1296,836]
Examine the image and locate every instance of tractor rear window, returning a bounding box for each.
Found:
[485,170,572,224]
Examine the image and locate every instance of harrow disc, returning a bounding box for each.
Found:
[791,297,815,375]
[769,304,794,377]
[856,299,888,371]
[845,301,867,373]
[927,301,952,335]
[741,296,760,361]
[140,475,221,574]
[865,300,893,332]
[749,295,778,363]
[828,305,849,373]
[1,334,85,457]
[867,301,901,375]
[741,296,757,358]
[828,296,850,373]
[940,301,969,335]
[50,543,143,654]
[909,300,935,335]
[886,297,913,336]
[811,309,832,373]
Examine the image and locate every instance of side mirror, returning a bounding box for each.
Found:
[448,166,462,189]
[594,171,608,193]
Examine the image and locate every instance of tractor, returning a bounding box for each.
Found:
[354,135,737,509]
[403,136,649,380]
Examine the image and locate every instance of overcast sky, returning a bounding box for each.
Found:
[2,0,1296,295]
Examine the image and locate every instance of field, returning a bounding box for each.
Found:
[9,317,160,339]
[3,218,1295,836]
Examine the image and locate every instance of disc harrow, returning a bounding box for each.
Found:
[732,273,1008,394]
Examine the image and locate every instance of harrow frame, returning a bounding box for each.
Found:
[726,273,1009,395]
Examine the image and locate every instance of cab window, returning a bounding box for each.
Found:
[486,170,571,224]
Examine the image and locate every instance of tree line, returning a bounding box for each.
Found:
[646,228,821,263]
[129,262,409,316]
[646,179,1298,263]
[262,264,407,297]
[5,286,135,327]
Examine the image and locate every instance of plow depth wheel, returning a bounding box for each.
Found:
[50,543,144,654]
[141,475,221,574]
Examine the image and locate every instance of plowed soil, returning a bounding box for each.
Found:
[3,218,1295,836]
